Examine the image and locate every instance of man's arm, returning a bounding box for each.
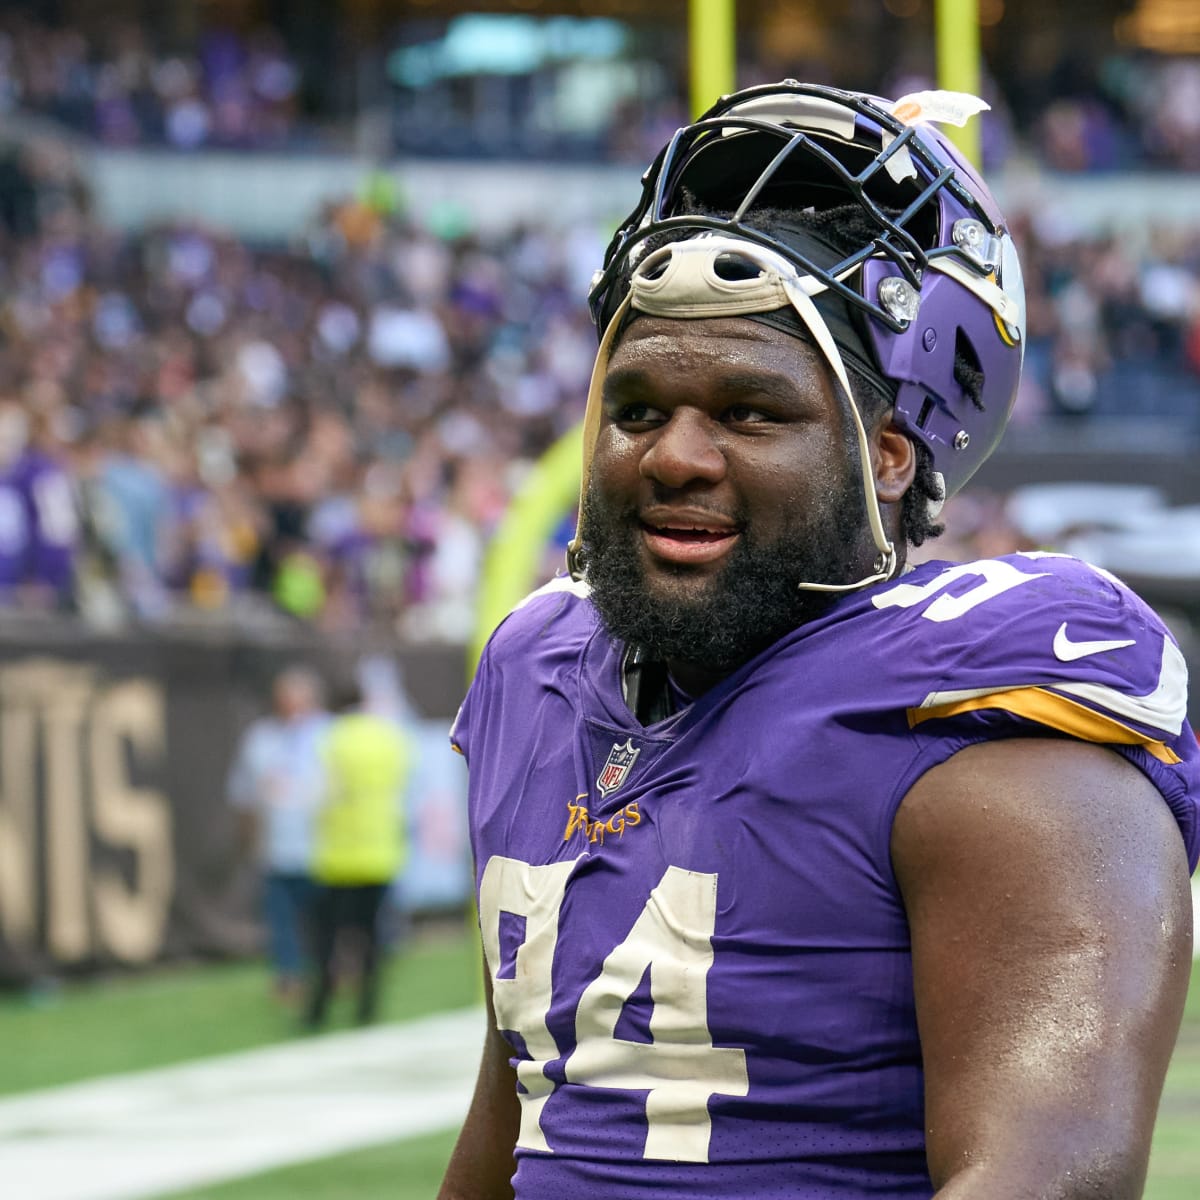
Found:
[438,968,520,1200]
[892,738,1192,1198]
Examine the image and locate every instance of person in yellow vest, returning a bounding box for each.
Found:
[304,675,413,1028]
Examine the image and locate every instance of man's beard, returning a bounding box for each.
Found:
[579,471,868,675]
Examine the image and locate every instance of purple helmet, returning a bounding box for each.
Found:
[588,81,1025,502]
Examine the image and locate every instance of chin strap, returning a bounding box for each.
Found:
[775,271,897,591]
[569,235,898,591]
[567,289,633,580]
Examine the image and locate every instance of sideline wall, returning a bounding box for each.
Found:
[0,619,468,986]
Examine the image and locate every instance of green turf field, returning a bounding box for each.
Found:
[3,934,1197,1199]
[0,924,479,1096]
[162,965,1200,1200]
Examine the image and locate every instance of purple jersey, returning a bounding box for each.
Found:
[452,552,1200,1199]
[0,481,28,589]
[0,451,78,598]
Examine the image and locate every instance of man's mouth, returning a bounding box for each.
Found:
[638,513,741,565]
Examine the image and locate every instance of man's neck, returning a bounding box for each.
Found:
[665,658,731,698]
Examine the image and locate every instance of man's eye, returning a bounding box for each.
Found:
[725,404,770,424]
[615,403,663,424]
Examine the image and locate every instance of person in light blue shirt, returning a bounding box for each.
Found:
[227,665,330,1004]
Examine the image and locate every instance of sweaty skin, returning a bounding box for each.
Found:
[437,316,1193,1200]
[440,970,519,1198]
[894,739,1191,1197]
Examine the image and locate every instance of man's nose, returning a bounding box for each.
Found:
[639,408,726,488]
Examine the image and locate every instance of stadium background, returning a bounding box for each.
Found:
[0,0,1198,1196]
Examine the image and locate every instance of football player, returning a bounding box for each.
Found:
[439,82,1199,1199]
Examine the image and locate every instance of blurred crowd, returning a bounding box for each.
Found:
[1033,56,1200,173]
[1014,211,1200,422]
[3,10,1200,171]
[0,16,305,151]
[0,140,598,635]
[0,141,1196,634]
[1,22,1199,635]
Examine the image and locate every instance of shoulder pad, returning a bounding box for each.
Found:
[871,552,1189,748]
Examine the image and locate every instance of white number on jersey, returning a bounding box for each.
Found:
[479,857,748,1162]
[479,855,577,1153]
[564,865,748,1161]
[871,555,1050,622]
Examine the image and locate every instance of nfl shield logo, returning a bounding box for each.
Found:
[597,738,640,797]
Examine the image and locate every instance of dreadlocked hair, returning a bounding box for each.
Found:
[608,197,987,548]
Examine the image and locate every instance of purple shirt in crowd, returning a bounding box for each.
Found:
[0,450,78,599]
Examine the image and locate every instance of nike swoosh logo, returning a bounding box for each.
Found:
[1053,623,1136,662]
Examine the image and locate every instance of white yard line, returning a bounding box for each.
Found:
[0,1006,482,1200]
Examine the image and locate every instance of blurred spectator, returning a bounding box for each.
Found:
[226,665,330,1007]
[305,675,412,1029]
[94,411,173,618]
[0,399,80,610]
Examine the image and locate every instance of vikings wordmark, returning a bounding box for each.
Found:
[563,797,642,847]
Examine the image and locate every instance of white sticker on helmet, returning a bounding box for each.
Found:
[890,90,990,128]
[879,130,919,184]
[880,90,991,182]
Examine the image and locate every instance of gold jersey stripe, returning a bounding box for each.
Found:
[908,686,1183,765]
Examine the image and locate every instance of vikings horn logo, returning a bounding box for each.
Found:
[597,738,640,797]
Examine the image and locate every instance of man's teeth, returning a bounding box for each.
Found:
[659,526,732,540]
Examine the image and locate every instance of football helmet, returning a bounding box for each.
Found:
[571,81,1025,591]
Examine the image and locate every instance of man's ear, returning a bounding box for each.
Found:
[873,421,917,504]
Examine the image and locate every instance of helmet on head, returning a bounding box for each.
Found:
[573,81,1025,591]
